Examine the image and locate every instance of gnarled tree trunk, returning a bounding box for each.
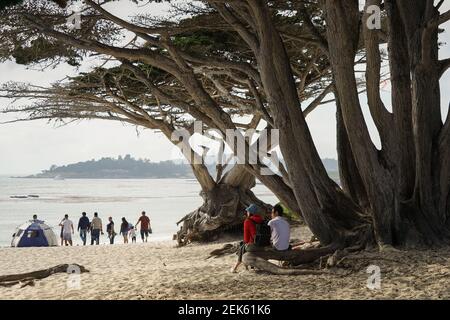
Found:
[336,92,370,212]
[175,164,270,245]
[324,0,450,247]
[171,126,301,246]
[238,1,374,248]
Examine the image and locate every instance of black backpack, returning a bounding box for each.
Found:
[251,219,271,247]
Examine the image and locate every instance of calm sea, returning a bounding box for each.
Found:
[0,177,277,247]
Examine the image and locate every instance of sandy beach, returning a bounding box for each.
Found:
[0,225,449,300]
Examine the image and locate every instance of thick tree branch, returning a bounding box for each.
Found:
[439,58,450,77]
[363,0,393,143]
[120,61,218,130]
[439,10,450,24]
[84,0,160,46]
[247,80,274,126]
[210,2,259,52]
[303,83,333,117]
[21,13,180,75]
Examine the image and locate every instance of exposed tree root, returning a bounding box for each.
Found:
[241,245,339,275]
[206,242,385,276]
[242,254,327,275]
[0,264,89,288]
[206,243,239,260]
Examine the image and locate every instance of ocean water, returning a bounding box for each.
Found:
[0,177,277,247]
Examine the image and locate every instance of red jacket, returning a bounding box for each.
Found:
[243,214,264,244]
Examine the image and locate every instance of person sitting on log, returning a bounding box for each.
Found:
[268,204,291,251]
[231,204,264,273]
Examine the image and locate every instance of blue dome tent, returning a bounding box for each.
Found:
[11,220,58,247]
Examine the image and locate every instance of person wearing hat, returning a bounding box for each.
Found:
[231,204,264,273]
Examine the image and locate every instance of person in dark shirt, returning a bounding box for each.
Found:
[77,212,90,246]
[107,217,116,245]
[120,217,130,244]
[135,211,151,243]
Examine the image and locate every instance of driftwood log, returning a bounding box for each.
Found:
[0,264,89,288]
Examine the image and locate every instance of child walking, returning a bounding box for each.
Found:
[129,225,137,243]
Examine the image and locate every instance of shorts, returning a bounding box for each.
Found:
[63,233,72,241]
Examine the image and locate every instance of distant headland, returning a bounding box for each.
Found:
[19,155,196,179]
[16,155,339,180]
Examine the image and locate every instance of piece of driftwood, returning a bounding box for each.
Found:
[0,264,89,288]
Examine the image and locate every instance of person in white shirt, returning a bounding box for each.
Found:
[59,214,74,246]
[129,226,137,243]
[268,204,291,251]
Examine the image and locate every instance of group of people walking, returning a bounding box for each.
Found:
[56,211,152,246]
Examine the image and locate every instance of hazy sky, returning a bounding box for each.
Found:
[0,1,449,175]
